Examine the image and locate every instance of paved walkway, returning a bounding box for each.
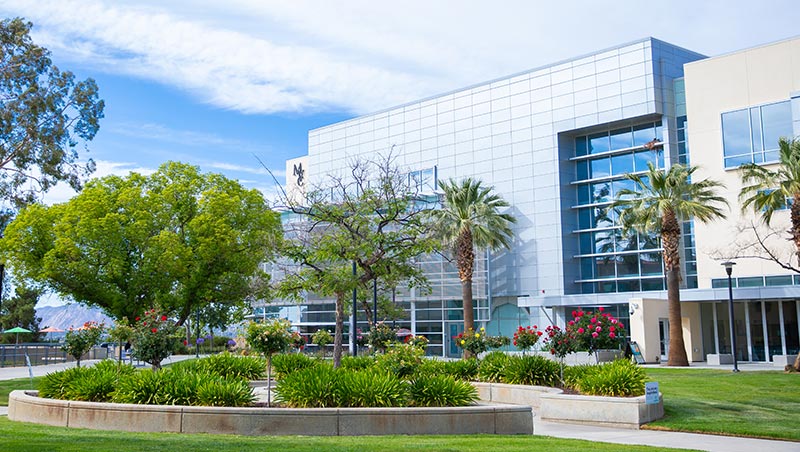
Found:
[1,359,797,452]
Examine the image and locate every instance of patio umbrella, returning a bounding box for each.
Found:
[40,326,64,333]
[396,328,413,337]
[3,326,32,345]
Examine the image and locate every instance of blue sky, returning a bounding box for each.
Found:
[1,0,799,306]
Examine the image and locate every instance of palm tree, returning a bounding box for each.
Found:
[739,137,800,370]
[432,178,516,334]
[612,163,727,366]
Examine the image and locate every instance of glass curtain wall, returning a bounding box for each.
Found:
[573,120,666,294]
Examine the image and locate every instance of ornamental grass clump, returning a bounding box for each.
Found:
[339,355,375,371]
[274,365,339,408]
[562,363,600,390]
[334,369,408,407]
[196,378,255,407]
[192,352,266,380]
[409,375,478,407]
[271,352,319,379]
[38,367,90,400]
[477,351,510,383]
[566,307,626,354]
[576,359,646,397]
[502,355,560,387]
[442,357,479,381]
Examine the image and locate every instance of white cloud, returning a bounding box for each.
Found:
[2,0,799,116]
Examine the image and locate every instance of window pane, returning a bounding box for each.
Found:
[594,230,615,254]
[610,127,633,149]
[750,108,763,153]
[596,281,616,293]
[589,132,610,154]
[633,123,656,146]
[591,182,611,203]
[576,136,588,156]
[615,234,638,252]
[595,257,615,278]
[579,232,593,254]
[593,206,613,228]
[576,160,589,180]
[634,151,656,171]
[616,255,639,277]
[638,232,659,250]
[761,101,793,151]
[640,252,662,275]
[765,275,793,286]
[590,157,610,178]
[641,278,664,291]
[612,179,636,200]
[738,276,763,287]
[578,208,592,230]
[577,184,590,204]
[580,258,594,279]
[721,109,750,157]
[611,153,634,175]
[725,155,752,168]
[617,280,640,292]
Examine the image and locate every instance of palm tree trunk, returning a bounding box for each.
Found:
[333,291,344,368]
[462,278,475,333]
[792,195,800,371]
[457,229,475,333]
[662,210,690,366]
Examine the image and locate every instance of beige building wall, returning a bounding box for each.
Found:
[684,37,800,288]
[629,297,703,363]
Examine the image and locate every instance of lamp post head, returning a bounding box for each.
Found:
[721,261,736,276]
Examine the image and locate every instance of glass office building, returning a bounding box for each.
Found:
[269,36,800,363]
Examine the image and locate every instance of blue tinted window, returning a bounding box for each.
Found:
[610,128,633,150]
[593,206,613,229]
[640,252,662,274]
[612,179,636,199]
[590,157,610,179]
[761,101,793,152]
[576,160,589,180]
[577,184,590,204]
[579,232,593,255]
[580,258,594,279]
[634,151,656,171]
[611,153,634,175]
[641,278,664,291]
[594,230,614,254]
[589,132,610,154]
[633,123,655,146]
[591,182,611,203]
[576,136,588,156]
[722,109,751,157]
[750,108,763,153]
[578,208,592,229]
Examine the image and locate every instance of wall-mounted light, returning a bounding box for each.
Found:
[629,303,639,316]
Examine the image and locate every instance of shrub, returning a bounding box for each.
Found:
[335,369,407,407]
[63,360,137,402]
[311,329,332,350]
[543,325,577,359]
[38,367,90,400]
[112,369,167,405]
[274,365,339,408]
[503,355,560,387]
[374,343,424,379]
[442,358,479,381]
[157,370,206,406]
[367,322,397,353]
[339,355,375,372]
[566,308,626,353]
[62,321,104,367]
[577,359,646,397]
[562,364,599,390]
[130,309,181,370]
[196,378,255,407]
[404,335,429,349]
[478,351,510,383]
[409,375,478,407]
[512,325,543,352]
[272,353,319,379]
[246,320,294,358]
[412,358,446,379]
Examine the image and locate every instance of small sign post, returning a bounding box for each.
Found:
[645,382,660,404]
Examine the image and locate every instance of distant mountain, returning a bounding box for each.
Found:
[36,304,113,330]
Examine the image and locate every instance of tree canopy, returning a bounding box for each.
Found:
[277,156,436,367]
[0,161,281,325]
[0,18,104,208]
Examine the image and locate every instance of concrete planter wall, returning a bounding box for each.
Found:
[540,392,663,429]
[472,382,561,410]
[8,390,533,436]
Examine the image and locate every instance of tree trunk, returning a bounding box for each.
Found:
[666,266,689,366]
[333,292,344,368]
[456,228,475,334]
[461,278,475,333]
[662,209,690,367]
[793,351,800,372]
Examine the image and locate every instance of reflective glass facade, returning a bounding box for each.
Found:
[721,100,793,168]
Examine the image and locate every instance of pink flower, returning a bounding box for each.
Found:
[609,332,616,338]
[533,325,538,329]
[577,328,585,334]
[568,320,575,326]
[619,324,625,329]
[598,307,604,312]
[611,319,617,324]
[537,331,543,336]
[591,332,599,338]
[161,315,167,321]
[609,326,616,332]
[595,326,601,332]
[571,311,577,317]
[151,328,157,333]
[590,317,597,324]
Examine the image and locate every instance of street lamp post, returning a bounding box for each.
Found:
[721,261,740,373]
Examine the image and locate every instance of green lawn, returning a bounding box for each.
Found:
[644,368,800,440]
[0,418,688,452]
[0,377,39,406]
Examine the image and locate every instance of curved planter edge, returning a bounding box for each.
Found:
[8,390,533,436]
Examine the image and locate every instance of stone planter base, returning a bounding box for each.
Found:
[540,392,663,429]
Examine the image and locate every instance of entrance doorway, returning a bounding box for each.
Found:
[659,318,669,362]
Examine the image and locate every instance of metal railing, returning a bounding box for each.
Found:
[0,344,111,368]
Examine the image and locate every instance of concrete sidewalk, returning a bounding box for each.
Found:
[1,358,797,452]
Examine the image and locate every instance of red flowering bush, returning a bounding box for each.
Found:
[543,325,577,359]
[131,308,181,370]
[566,307,626,353]
[512,325,543,352]
[454,327,509,357]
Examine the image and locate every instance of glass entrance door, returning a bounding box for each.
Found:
[659,318,669,362]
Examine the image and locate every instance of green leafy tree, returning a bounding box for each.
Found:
[62,321,104,367]
[0,284,41,343]
[431,178,516,334]
[612,163,727,366]
[0,18,104,208]
[311,328,333,356]
[0,161,281,325]
[738,137,800,370]
[278,155,435,368]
